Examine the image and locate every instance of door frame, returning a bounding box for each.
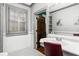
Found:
[0,4,3,52]
[33,7,49,49]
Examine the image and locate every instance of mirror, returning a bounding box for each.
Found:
[48,3,79,36]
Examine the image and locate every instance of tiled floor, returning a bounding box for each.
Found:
[37,47,44,54]
[63,51,77,56]
[8,47,77,56]
[8,47,44,56]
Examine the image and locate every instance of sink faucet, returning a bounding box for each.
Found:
[56,37,62,41]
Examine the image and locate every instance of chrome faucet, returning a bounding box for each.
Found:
[56,37,62,41]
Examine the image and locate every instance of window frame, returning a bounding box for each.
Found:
[6,4,28,36]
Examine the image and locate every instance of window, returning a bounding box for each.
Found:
[6,5,28,36]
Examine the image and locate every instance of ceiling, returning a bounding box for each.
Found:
[25,3,32,6]
[20,3,33,7]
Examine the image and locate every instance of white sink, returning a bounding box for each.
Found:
[0,52,8,56]
[40,38,61,45]
[40,38,56,42]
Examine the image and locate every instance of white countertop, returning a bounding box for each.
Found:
[47,34,79,41]
[40,34,79,55]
